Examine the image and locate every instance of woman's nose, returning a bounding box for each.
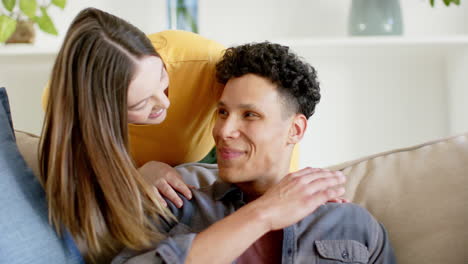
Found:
[152,89,170,109]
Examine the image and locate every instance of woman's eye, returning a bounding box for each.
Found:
[132,100,148,111]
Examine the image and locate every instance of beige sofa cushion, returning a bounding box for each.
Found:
[15,130,468,263]
[15,130,40,178]
[329,133,468,264]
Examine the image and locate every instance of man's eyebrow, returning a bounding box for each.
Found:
[217,101,261,111]
[238,104,260,110]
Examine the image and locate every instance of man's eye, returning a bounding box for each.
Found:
[244,112,258,118]
[217,109,228,116]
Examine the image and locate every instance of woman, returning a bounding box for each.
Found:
[39,7,202,262]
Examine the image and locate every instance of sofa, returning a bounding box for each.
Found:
[2,87,468,263]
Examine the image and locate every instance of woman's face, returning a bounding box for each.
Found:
[127,56,170,125]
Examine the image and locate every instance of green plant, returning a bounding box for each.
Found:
[0,0,66,43]
[168,0,198,33]
[430,0,461,6]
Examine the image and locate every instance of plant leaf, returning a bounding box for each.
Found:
[430,0,435,6]
[442,0,451,5]
[2,0,16,12]
[19,0,37,19]
[0,15,17,43]
[452,0,460,5]
[51,0,66,9]
[35,7,57,35]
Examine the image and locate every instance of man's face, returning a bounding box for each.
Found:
[213,74,294,187]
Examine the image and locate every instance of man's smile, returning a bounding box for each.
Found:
[218,147,246,160]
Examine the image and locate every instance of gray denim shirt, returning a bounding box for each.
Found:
[112,163,396,264]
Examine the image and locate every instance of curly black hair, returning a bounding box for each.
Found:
[216,42,321,119]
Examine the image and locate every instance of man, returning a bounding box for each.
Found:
[113,42,395,264]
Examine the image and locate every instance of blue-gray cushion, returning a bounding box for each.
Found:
[0,87,83,264]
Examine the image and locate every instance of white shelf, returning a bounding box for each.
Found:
[0,43,60,56]
[2,36,468,57]
[270,36,468,58]
[275,36,468,47]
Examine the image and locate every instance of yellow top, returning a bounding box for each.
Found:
[129,30,225,166]
[43,30,299,170]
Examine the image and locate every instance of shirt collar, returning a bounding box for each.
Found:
[212,181,244,202]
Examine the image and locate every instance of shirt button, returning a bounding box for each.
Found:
[287,248,292,256]
[342,250,349,259]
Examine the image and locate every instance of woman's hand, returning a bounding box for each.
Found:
[253,167,346,231]
[138,161,192,208]
[327,197,350,203]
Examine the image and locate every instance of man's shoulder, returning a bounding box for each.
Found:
[169,163,234,224]
[166,181,234,234]
[316,202,373,219]
[297,203,381,240]
[175,162,219,188]
[175,162,219,171]
[311,202,377,226]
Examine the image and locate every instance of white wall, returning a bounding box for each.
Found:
[36,0,167,47]
[447,48,468,135]
[294,47,449,166]
[0,55,52,134]
[1,0,467,167]
[23,0,468,47]
[199,0,468,46]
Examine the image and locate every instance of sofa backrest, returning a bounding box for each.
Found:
[329,133,468,264]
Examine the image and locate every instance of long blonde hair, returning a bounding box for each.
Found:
[39,8,173,262]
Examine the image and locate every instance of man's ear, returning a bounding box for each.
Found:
[287,114,307,144]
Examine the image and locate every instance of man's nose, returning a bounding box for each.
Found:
[217,117,240,139]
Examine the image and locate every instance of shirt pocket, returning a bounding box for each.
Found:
[315,240,369,263]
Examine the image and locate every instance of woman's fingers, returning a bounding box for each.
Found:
[261,171,346,231]
[153,188,168,208]
[289,167,345,182]
[166,174,193,200]
[327,197,350,203]
[139,160,192,206]
[289,167,322,178]
[325,186,346,199]
[305,173,346,194]
[156,181,184,208]
[290,169,345,188]
[303,186,346,209]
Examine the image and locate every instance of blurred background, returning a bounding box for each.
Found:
[1,0,467,167]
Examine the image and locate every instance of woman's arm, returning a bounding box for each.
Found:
[185,168,346,264]
[115,168,345,264]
